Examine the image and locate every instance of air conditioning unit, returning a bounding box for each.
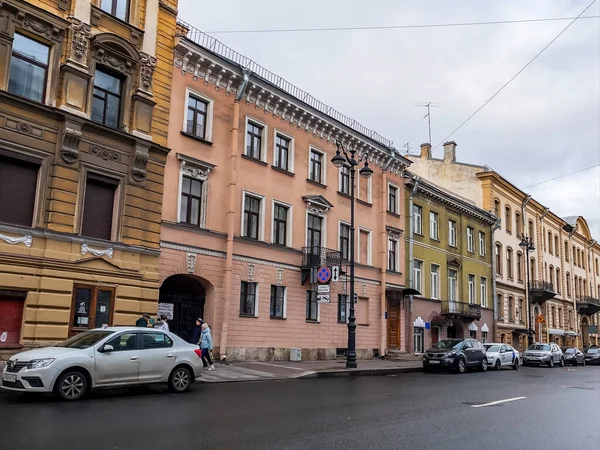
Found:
[290,348,302,361]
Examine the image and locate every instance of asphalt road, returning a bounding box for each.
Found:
[1,365,599,450]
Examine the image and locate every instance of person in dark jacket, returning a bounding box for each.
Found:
[190,318,203,345]
[135,314,152,328]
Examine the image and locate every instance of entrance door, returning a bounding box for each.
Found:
[159,275,206,343]
[0,292,26,348]
[447,326,458,339]
[387,299,400,349]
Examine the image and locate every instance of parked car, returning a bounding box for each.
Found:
[522,343,564,368]
[562,348,585,366]
[423,338,488,374]
[1,327,204,401]
[484,343,520,370]
[584,347,600,365]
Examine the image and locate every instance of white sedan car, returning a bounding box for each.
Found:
[484,343,520,370]
[1,327,204,401]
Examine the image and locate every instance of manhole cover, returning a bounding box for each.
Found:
[566,386,594,390]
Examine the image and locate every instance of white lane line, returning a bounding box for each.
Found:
[248,362,307,371]
[471,397,527,408]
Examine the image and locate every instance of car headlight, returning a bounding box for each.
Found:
[443,351,457,358]
[27,358,55,369]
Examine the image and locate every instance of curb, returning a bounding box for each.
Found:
[297,366,423,379]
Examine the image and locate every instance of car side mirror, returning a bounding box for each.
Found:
[100,344,114,353]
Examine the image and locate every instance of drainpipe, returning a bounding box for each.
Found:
[491,219,501,339]
[380,155,394,357]
[407,175,420,352]
[219,68,250,361]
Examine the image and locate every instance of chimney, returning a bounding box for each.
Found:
[443,141,457,163]
[420,143,431,159]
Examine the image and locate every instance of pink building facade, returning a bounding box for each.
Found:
[158,23,413,362]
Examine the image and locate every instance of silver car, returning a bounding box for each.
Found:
[1,327,204,401]
[522,343,564,368]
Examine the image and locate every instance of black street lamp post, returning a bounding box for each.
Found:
[519,235,535,348]
[331,139,373,369]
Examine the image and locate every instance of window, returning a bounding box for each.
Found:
[548,265,554,287]
[430,212,439,240]
[309,149,324,184]
[515,212,522,236]
[506,248,513,279]
[494,199,500,221]
[307,213,322,248]
[239,281,257,316]
[480,277,487,307]
[142,332,173,349]
[388,185,398,214]
[565,241,569,261]
[413,205,422,234]
[518,299,524,323]
[448,269,458,301]
[528,220,534,243]
[467,227,474,252]
[508,296,514,321]
[479,232,486,256]
[530,258,536,281]
[272,203,289,246]
[556,268,561,294]
[101,0,130,21]
[270,286,285,319]
[548,231,553,254]
[306,290,318,322]
[91,68,122,128]
[468,274,476,304]
[246,121,264,160]
[105,333,137,351]
[358,228,371,265]
[596,258,599,276]
[448,220,457,247]
[505,206,512,233]
[338,294,349,323]
[388,239,398,272]
[558,307,563,328]
[517,252,523,281]
[8,33,49,103]
[482,331,488,344]
[469,330,477,339]
[186,95,208,139]
[71,285,115,331]
[339,223,351,261]
[81,173,118,241]
[243,194,262,240]
[274,133,291,171]
[0,155,39,227]
[497,294,503,319]
[551,306,556,327]
[339,165,350,195]
[495,244,502,275]
[566,273,571,297]
[414,260,423,294]
[430,264,440,299]
[413,327,424,353]
[180,176,203,226]
[568,310,573,329]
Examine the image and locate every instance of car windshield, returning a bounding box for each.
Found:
[484,345,500,352]
[529,344,551,351]
[433,339,463,349]
[564,348,575,354]
[56,331,114,349]
[587,348,599,354]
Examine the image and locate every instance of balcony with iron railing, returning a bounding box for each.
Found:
[529,281,556,304]
[300,246,343,284]
[440,301,482,321]
[576,296,600,316]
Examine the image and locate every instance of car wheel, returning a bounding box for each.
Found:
[457,358,466,374]
[494,359,501,371]
[169,366,192,393]
[481,358,488,372]
[512,359,519,370]
[559,358,565,368]
[54,370,88,401]
[548,357,554,368]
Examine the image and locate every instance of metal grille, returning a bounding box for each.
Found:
[5,361,28,373]
[301,246,342,268]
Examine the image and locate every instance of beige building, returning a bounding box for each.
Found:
[409,142,600,349]
[158,22,413,361]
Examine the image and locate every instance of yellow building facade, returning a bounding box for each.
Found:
[0,0,178,356]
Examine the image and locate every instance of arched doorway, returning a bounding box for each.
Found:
[447,320,464,339]
[581,316,590,348]
[159,275,206,343]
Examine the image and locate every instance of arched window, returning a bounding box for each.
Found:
[508,296,514,321]
[515,212,522,236]
[497,293,504,320]
[530,257,536,281]
[566,273,571,297]
[505,206,512,233]
[506,247,513,278]
[547,230,553,254]
[565,241,569,261]
[577,248,580,267]
[528,220,535,243]
[518,298,524,324]
[556,268,561,294]
[554,235,559,256]
[494,199,501,223]
[495,243,502,275]
[549,265,554,287]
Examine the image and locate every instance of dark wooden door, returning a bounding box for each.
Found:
[387,299,400,349]
[0,296,25,348]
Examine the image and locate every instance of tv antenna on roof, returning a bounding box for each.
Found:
[414,102,440,146]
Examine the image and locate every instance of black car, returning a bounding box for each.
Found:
[562,347,586,366]
[584,347,600,365]
[423,338,488,374]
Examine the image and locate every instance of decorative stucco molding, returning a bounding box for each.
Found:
[0,233,32,247]
[139,52,157,91]
[69,18,91,63]
[131,143,149,182]
[81,243,113,258]
[468,322,479,331]
[481,323,490,333]
[247,264,255,282]
[413,316,425,328]
[186,252,197,273]
[276,268,284,286]
[61,125,82,163]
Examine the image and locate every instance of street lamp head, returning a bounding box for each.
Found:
[359,159,373,179]
[331,150,346,168]
[519,237,528,249]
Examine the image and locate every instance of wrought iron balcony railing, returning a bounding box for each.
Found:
[301,246,342,269]
[577,296,600,315]
[530,281,554,292]
[441,301,482,319]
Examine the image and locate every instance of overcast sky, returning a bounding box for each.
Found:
[178,0,600,239]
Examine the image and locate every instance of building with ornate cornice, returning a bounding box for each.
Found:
[158,21,413,361]
[404,173,497,354]
[408,142,600,350]
[0,0,178,356]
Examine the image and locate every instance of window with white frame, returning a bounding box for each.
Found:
[242,191,264,240]
[306,290,319,322]
[185,91,214,141]
[272,202,290,246]
[413,205,423,234]
[430,264,440,299]
[240,281,257,317]
[178,154,214,229]
[309,148,325,184]
[448,269,458,301]
[307,213,323,248]
[339,222,351,261]
[388,238,398,272]
[339,165,350,195]
[358,228,372,265]
[274,132,292,172]
[467,227,474,252]
[448,220,457,247]
[479,231,486,256]
[388,184,398,214]
[270,285,286,319]
[430,212,439,240]
[413,260,423,294]
[468,274,476,304]
[245,119,266,160]
[480,277,487,307]
[413,327,424,354]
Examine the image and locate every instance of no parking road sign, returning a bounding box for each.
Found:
[317,266,331,283]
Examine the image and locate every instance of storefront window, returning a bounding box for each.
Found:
[71,285,115,333]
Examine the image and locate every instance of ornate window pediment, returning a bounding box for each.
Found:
[387,226,403,242]
[177,153,216,180]
[303,195,333,217]
[91,33,140,75]
[1,0,69,44]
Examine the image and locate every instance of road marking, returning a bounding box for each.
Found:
[249,362,307,371]
[471,397,527,408]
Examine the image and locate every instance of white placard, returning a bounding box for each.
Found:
[331,266,340,282]
[99,305,107,313]
[158,303,174,320]
[0,332,7,343]
[317,294,330,303]
[317,284,330,293]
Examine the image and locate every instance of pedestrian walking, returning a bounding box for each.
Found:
[200,323,214,371]
[190,318,203,345]
[154,314,169,331]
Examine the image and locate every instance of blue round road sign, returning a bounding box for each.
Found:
[317,266,331,283]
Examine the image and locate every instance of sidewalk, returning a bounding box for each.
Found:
[198,356,423,383]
